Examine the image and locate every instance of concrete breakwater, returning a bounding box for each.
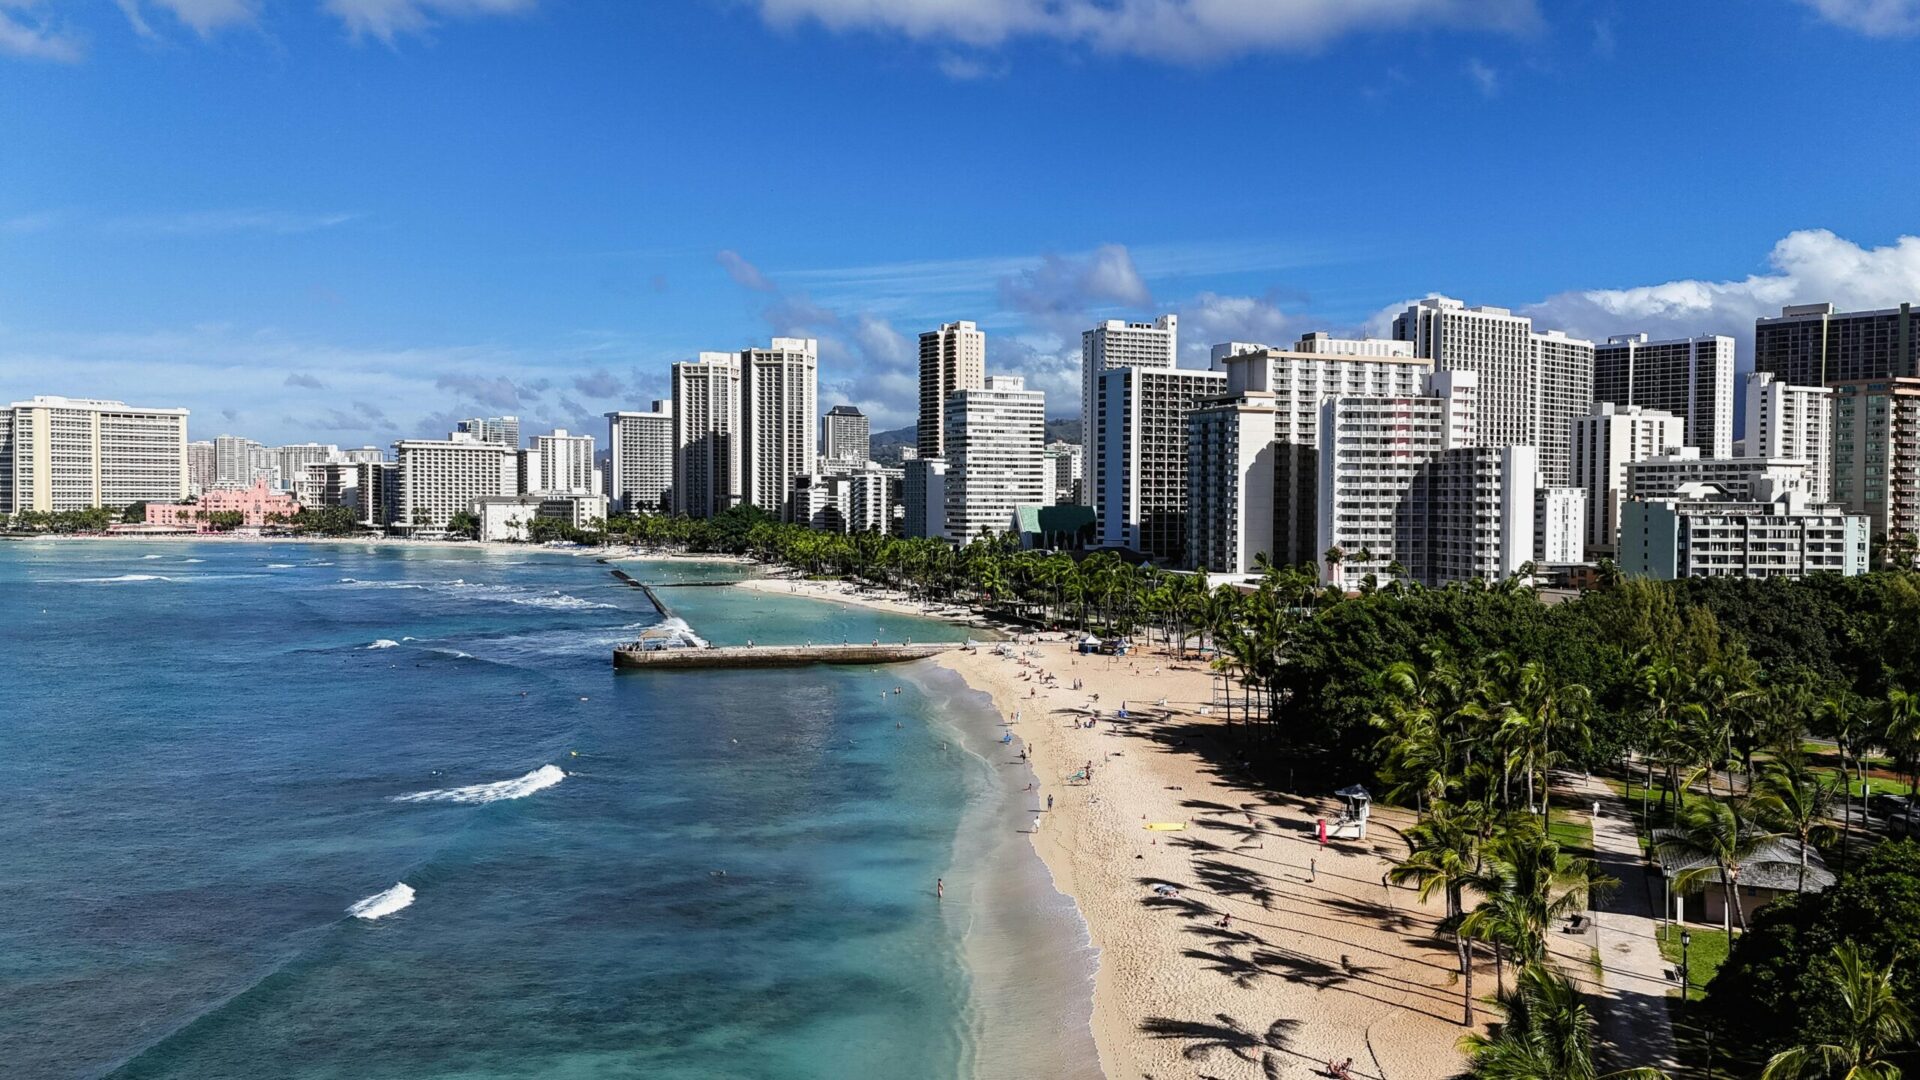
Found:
[607,568,674,619]
[614,642,964,670]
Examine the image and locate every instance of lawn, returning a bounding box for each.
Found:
[1656,925,1732,1002]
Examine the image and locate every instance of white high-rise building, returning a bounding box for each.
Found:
[740,337,818,520]
[1570,402,1688,553]
[944,375,1045,544]
[1392,296,1594,487]
[0,396,189,513]
[1082,315,1178,466]
[607,402,674,515]
[794,464,894,535]
[187,440,216,496]
[823,404,871,465]
[672,352,742,518]
[1316,371,1539,587]
[1042,440,1083,506]
[393,433,517,530]
[918,322,985,460]
[340,447,387,464]
[1185,389,1279,575]
[530,429,597,495]
[1534,488,1587,565]
[214,435,269,489]
[1095,363,1226,561]
[456,416,520,449]
[1742,371,1834,502]
[270,443,340,492]
[902,458,948,540]
[1215,344,1434,567]
[1593,333,1736,458]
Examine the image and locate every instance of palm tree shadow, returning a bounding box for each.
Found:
[1193,857,1277,910]
[1139,1013,1301,1067]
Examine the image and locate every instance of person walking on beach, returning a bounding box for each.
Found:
[1047,793,1054,811]
[1309,858,1316,883]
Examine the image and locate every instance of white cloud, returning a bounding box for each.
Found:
[1464,56,1498,96]
[107,209,360,235]
[1795,0,1920,36]
[751,0,1538,62]
[323,0,537,43]
[998,243,1151,324]
[1523,229,1920,346]
[0,3,83,62]
[118,0,258,37]
[1175,291,1292,364]
[716,249,777,292]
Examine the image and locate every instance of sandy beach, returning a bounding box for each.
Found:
[740,572,1589,1080]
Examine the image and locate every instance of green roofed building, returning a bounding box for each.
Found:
[1013,503,1095,550]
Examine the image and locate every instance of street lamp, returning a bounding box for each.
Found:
[1681,929,1692,999]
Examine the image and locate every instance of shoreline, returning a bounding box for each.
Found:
[724,572,1504,1079]
[930,638,1499,1080]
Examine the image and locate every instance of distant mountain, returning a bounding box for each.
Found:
[868,419,1080,464]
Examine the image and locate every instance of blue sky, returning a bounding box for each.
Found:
[3,0,1919,445]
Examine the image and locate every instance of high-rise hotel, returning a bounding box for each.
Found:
[1592,333,1735,458]
[1391,297,1593,487]
[0,396,189,514]
[671,352,742,519]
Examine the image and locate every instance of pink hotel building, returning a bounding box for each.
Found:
[145,478,301,531]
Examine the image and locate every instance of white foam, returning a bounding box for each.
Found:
[367,639,399,649]
[655,617,711,649]
[267,563,295,569]
[181,558,204,564]
[347,883,415,920]
[71,574,171,583]
[394,764,566,805]
[140,554,164,560]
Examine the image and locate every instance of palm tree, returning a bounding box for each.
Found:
[1460,823,1614,996]
[1753,759,1835,894]
[1323,545,1345,587]
[1654,786,1779,934]
[1875,686,1920,839]
[1393,801,1486,1026]
[1460,962,1671,1079]
[1759,942,1915,1080]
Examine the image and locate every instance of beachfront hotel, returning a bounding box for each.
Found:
[671,352,743,518]
[1207,338,1434,569]
[392,432,517,530]
[606,402,674,515]
[0,395,190,514]
[1093,363,1225,563]
[740,337,819,522]
[943,375,1046,544]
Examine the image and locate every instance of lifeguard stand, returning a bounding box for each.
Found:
[1328,785,1372,840]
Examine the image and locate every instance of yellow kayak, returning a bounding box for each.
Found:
[1143,822,1187,831]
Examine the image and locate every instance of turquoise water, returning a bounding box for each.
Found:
[0,541,1093,1080]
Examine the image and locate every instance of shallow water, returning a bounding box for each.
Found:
[0,541,1095,1080]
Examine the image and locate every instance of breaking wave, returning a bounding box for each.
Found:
[654,617,710,649]
[337,577,614,609]
[393,764,566,805]
[347,883,415,920]
[70,574,171,584]
[367,639,399,650]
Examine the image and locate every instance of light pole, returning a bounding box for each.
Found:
[1680,929,1691,999]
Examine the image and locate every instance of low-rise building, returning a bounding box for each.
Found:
[1619,481,1869,580]
[144,477,299,532]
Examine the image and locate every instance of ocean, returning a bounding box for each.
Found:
[0,541,1097,1080]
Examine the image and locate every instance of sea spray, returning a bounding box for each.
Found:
[367,639,399,650]
[393,764,566,805]
[347,883,415,920]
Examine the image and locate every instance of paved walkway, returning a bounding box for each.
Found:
[1564,773,1678,1074]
